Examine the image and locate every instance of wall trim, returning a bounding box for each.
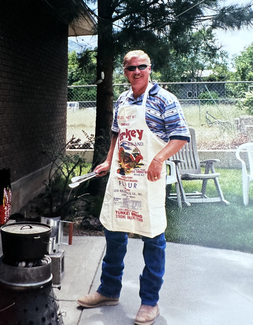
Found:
[11,164,52,214]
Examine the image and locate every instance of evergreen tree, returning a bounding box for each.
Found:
[81,0,253,193]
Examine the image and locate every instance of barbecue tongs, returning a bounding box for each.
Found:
[69,171,97,189]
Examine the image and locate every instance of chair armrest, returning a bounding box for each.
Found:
[236,149,247,171]
[170,159,185,165]
[200,159,220,164]
[200,159,220,174]
[165,161,178,184]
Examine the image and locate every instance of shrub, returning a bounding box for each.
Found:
[198,90,219,100]
[198,91,219,105]
[41,137,91,218]
[240,91,253,115]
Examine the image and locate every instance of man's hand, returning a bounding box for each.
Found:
[147,159,163,182]
[94,161,111,177]
[147,139,188,181]
[94,133,118,177]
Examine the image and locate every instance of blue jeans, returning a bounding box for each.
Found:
[97,229,166,306]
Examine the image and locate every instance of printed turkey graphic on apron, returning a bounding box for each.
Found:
[100,84,167,238]
[117,142,143,176]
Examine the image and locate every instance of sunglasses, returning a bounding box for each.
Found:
[124,64,149,71]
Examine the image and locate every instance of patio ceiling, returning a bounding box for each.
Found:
[68,5,96,36]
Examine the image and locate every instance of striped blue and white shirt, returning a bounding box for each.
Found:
[112,82,190,143]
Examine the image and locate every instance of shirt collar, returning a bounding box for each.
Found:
[125,82,160,102]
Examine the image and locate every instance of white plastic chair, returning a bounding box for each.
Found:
[166,161,182,209]
[236,143,253,206]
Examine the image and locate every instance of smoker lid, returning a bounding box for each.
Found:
[1,222,50,234]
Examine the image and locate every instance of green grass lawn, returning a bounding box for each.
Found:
[165,168,253,254]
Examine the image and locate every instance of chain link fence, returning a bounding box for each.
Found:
[67,81,253,149]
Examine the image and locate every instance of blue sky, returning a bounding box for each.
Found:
[215,0,253,57]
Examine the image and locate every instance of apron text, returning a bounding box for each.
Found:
[119,129,143,142]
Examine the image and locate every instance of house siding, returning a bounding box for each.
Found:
[0,0,68,212]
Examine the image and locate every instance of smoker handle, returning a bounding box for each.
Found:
[20,225,33,230]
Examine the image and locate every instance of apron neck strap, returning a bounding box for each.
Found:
[142,83,152,107]
[123,83,152,106]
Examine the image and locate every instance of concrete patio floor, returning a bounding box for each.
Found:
[56,236,253,325]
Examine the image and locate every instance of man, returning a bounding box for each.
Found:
[78,50,190,325]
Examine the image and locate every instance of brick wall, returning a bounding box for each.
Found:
[0,0,68,211]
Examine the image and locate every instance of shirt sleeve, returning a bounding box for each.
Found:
[146,83,190,143]
[163,94,190,142]
[111,101,119,133]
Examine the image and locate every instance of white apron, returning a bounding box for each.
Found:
[100,84,167,238]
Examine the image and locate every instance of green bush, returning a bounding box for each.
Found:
[197,91,219,105]
[241,91,253,115]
